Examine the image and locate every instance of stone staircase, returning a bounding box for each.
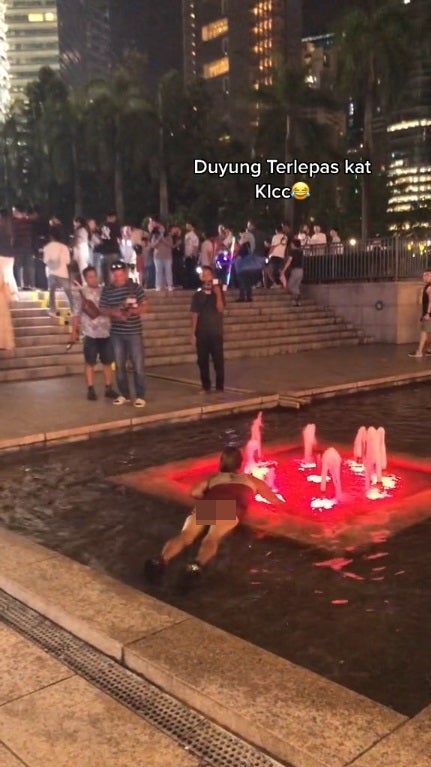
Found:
[0,289,373,383]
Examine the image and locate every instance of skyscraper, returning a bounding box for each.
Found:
[183,0,302,128]
[2,0,60,105]
[57,0,111,88]
[386,0,431,232]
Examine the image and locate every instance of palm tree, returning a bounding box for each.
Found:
[253,59,341,225]
[86,58,151,221]
[334,0,415,240]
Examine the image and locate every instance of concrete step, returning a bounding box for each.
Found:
[0,351,83,369]
[14,326,70,337]
[0,336,364,382]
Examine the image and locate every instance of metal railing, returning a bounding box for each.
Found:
[302,238,431,283]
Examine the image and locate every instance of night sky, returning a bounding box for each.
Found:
[302,0,363,37]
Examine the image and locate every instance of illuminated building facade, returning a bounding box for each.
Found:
[57,0,111,89]
[386,1,431,231]
[3,0,60,104]
[183,0,302,131]
[0,3,9,117]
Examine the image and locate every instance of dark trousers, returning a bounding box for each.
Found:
[237,271,255,301]
[196,333,224,391]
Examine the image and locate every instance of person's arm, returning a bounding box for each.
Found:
[190,478,210,499]
[213,284,224,313]
[128,287,150,316]
[99,289,125,320]
[191,312,198,343]
[250,476,285,508]
[425,287,431,317]
[281,255,292,275]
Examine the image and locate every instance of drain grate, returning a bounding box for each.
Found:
[0,590,289,767]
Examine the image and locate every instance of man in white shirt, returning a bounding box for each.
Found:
[199,235,214,267]
[310,225,327,255]
[43,230,74,317]
[264,225,288,287]
[184,222,199,260]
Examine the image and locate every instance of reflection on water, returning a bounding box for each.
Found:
[1,384,431,717]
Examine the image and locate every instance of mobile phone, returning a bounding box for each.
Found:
[212,279,219,286]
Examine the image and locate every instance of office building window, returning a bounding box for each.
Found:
[202,17,228,42]
[203,57,229,79]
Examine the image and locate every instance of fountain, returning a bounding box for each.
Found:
[353,426,367,463]
[364,426,383,492]
[302,424,317,466]
[115,411,431,550]
[320,448,343,501]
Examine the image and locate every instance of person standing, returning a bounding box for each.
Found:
[184,221,200,288]
[199,233,214,268]
[408,271,431,358]
[11,205,34,290]
[191,265,225,393]
[264,225,288,287]
[71,266,118,401]
[99,260,149,407]
[99,210,121,284]
[151,224,173,291]
[43,229,74,318]
[280,237,304,306]
[0,267,15,351]
[73,217,90,278]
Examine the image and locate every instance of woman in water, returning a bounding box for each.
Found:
[144,446,285,584]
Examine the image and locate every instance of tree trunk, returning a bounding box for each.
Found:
[114,122,124,222]
[71,138,83,217]
[361,65,374,242]
[158,87,169,220]
[283,113,295,226]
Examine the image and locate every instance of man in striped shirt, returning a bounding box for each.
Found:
[99,261,149,407]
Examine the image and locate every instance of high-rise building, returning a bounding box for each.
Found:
[3,0,60,105]
[183,0,302,128]
[57,0,112,88]
[0,4,9,118]
[387,0,431,232]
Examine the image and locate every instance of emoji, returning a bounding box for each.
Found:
[291,182,310,200]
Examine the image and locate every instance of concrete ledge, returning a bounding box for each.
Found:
[290,369,431,400]
[0,396,279,453]
[0,529,189,662]
[0,527,406,767]
[348,705,431,767]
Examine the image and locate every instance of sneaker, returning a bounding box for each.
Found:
[408,352,423,358]
[87,386,97,401]
[134,398,146,408]
[104,386,119,399]
[113,396,131,405]
[49,311,58,319]
[144,557,165,582]
[177,562,202,592]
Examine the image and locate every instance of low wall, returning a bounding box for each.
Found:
[306,281,422,344]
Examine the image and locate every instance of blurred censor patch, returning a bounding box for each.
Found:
[195,499,237,525]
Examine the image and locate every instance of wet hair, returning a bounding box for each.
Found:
[219,446,243,473]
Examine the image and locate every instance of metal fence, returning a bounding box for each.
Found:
[302,238,431,284]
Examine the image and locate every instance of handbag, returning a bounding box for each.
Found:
[235,253,265,273]
[80,289,101,319]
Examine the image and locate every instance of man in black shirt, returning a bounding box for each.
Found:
[191,266,225,393]
[99,210,121,285]
[280,237,304,306]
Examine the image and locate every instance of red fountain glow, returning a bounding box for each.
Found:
[111,444,431,550]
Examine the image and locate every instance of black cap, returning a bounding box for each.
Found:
[110,260,127,271]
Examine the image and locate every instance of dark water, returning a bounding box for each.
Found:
[1,385,431,716]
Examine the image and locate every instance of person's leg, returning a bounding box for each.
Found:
[13,251,22,289]
[82,336,97,398]
[288,268,303,303]
[111,335,131,399]
[195,518,238,566]
[98,338,116,392]
[210,335,225,391]
[48,274,57,313]
[161,511,204,563]
[59,277,74,312]
[23,252,34,288]
[245,272,253,301]
[196,333,211,391]
[128,334,146,401]
[165,258,173,290]
[154,256,162,290]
